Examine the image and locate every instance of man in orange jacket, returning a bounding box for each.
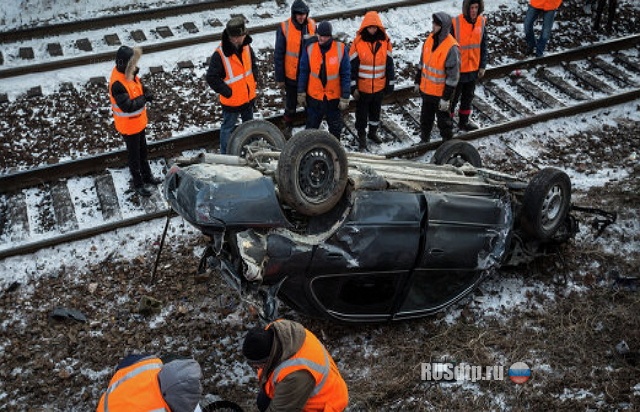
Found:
[450,0,487,131]
[206,17,259,154]
[524,0,563,57]
[349,11,395,151]
[96,354,202,411]
[109,46,161,197]
[242,319,349,411]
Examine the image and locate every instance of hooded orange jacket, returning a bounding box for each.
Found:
[349,11,392,94]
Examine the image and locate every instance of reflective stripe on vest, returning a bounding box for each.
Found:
[420,34,458,96]
[109,67,148,135]
[98,358,168,412]
[350,37,391,93]
[216,44,257,107]
[306,41,345,100]
[271,348,331,396]
[453,15,485,73]
[281,18,316,81]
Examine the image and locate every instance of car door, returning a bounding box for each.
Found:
[394,192,512,319]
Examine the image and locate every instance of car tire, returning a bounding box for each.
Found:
[522,167,571,241]
[227,120,286,158]
[277,129,348,216]
[431,139,482,167]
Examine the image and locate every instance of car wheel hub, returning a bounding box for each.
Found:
[298,148,334,201]
[541,185,563,230]
[447,155,467,167]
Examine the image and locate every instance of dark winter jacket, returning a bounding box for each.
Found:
[451,0,488,82]
[297,37,351,100]
[205,30,259,112]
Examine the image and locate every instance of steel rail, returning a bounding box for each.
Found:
[2,38,639,193]
[0,0,438,80]
[0,0,261,43]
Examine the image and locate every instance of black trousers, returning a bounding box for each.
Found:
[124,129,153,187]
[594,0,617,33]
[355,91,383,133]
[306,97,343,139]
[451,79,477,116]
[420,94,453,141]
[284,84,298,124]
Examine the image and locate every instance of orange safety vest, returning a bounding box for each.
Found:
[305,41,345,101]
[452,14,485,73]
[350,37,391,94]
[96,357,169,412]
[260,326,349,412]
[419,34,458,97]
[109,68,148,135]
[216,44,257,107]
[281,18,316,81]
[530,0,562,11]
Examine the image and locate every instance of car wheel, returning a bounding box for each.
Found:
[522,167,571,241]
[277,129,348,216]
[227,120,286,158]
[431,139,482,167]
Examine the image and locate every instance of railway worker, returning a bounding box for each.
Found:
[274,0,316,138]
[523,0,563,57]
[206,17,259,154]
[242,319,349,412]
[349,11,395,151]
[109,45,161,197]
[414,12,460,143]
[297,21,351,140]
[450,0,487,132]
[96,354,203,411]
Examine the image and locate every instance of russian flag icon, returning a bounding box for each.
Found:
[508,362,531,384]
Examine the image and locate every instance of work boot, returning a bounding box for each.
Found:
[459,115,479,131]
[357,130,368,151]
[367,126,382,144]
[144,176,163,185]
[134,185,152,197]
[284,122,293,139]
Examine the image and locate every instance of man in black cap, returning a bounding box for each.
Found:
[297,21,351,140]
[242,319,349,411]
[274,0,316,137]
[109,45,161,197]
[206,17,259,154]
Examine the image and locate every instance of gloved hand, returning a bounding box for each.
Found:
[352,89,360,101]
[478,68,486,79]
[144,92,154,103]
[413,84,420,94]
[338,97,350,111]
[438,99,450,112]
[385,84,395,95]
[297,92,306,107]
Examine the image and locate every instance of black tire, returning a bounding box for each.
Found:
[522,167,571,241]
[277,129,348,216]
[431,139,482,167]
[227,120,286,158]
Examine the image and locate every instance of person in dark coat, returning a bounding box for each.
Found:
[349,11,395,151]
[414,12,460,142]
[274,0,316,137]
[297,21,351,140]
[450,0,488,131]
[206,17,259,154]
[109,46,161,197]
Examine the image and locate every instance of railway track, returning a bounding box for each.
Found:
[1,38,639,261]
[0,0,436,81]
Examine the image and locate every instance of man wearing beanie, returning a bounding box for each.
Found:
[206,17,259,154]
[297,20,351,140]
[96,354,203,411]
[109,45,161,197]
[274,0,316,137]
[450,0,487,131]
[413,12,460,142]
[242,319,349,411]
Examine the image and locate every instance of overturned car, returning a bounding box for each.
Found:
[164,120,577,323]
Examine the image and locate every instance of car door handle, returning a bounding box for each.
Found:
[327,253,343,260]
[429,248,445,256]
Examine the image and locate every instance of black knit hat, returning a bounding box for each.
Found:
[432,14,442,26]
[316,21,332,36]
[226,17,247,37]
[291,0,309,15]
[115,46,133,72]
[242,327,274,362]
